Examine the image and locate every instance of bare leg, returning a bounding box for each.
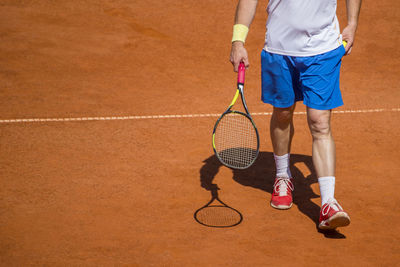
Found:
[270,104,296,156]
[269,104,296,209]
[308,107,350,228]
[306,107,335,177]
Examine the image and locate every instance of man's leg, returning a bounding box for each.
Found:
[269,104,295,210]
[270,104,296,157]
[306,107,335,179]
[307,107,336,205]
[307,107,350,229]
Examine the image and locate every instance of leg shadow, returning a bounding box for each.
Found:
[199,151,346,238]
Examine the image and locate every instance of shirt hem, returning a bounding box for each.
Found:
[263,43,342,57]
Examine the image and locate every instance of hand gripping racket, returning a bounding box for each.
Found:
[212,62,260,169]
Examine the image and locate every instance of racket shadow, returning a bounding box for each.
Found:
[199,151,346,239]
[193,185,243,228]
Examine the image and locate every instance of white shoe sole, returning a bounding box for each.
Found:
[319,211,351,230]
[270,202,293,210]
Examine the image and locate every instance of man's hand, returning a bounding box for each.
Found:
[230,0,258,71]
[342,24,357,55]
[342,0,362,56]
[230,41,249,72]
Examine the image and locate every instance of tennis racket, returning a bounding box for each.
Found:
[212,62,260,169]
[194,189,243,228]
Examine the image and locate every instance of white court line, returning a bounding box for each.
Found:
[0,108,399,124]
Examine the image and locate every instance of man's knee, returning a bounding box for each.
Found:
[307,111,331,138]
[272,106,295,124]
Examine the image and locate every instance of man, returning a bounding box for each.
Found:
[230,0,361,230]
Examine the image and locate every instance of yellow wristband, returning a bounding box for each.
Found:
[232,24,249,43]
[343,40,347,47]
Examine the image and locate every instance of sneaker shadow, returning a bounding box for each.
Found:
[200,151,346,239]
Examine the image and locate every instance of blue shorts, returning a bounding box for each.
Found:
[261,45,346,110]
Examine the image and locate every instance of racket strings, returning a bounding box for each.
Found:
[214,113,258,168]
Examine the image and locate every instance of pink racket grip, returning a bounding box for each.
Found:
[237,62,245,84]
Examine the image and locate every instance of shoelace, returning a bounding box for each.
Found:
[273,178,293,196]
[322,199,343,216]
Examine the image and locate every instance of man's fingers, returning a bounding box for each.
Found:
[233,61,239,72]
[230,44,249,72]
[233,56,247,72]
[233,59,249,72]
[230,56,239,72]
[343,39,353,55]
[346,46,352,55]
[344,40,352,52]
[243,58,250,69]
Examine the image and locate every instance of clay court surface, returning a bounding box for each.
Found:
[1,0,399,265]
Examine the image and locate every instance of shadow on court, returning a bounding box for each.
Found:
[198,151,346,239]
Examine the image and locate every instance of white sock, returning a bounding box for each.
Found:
[318,176,335,205]
[274,153,291,178]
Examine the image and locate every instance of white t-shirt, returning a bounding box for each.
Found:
[264,0,343,56]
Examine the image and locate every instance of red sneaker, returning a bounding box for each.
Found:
[319,199,351,230]
[270,177,294,210]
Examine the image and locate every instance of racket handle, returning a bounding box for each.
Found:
[237,62,245,85]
